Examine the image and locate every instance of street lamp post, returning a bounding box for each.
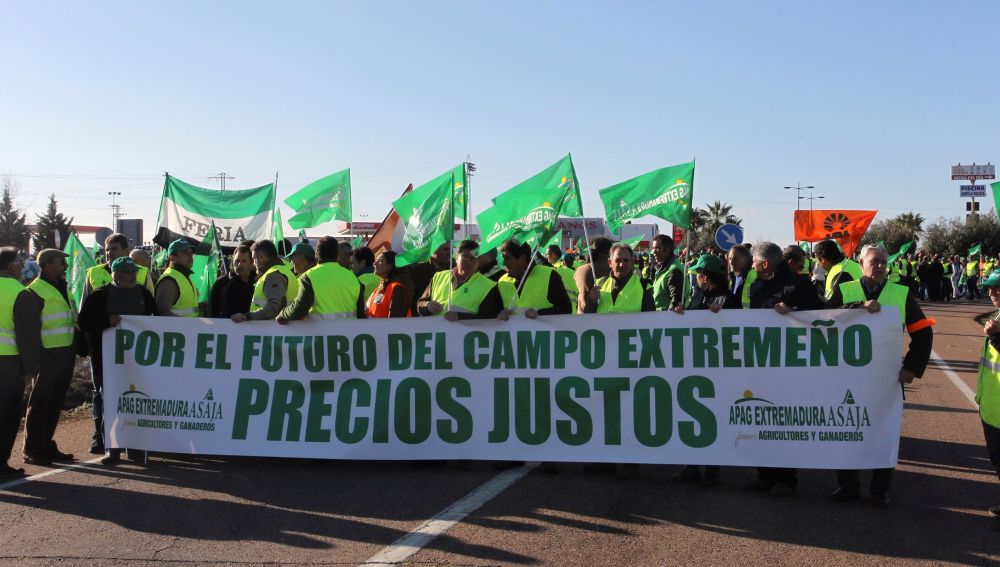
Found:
[799,191,826,211]
[783,182,815,210]
[108,191,123,230]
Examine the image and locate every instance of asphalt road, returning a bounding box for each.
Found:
[1,299,998,566]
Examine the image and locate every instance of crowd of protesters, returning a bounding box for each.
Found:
[15,229,1000,527]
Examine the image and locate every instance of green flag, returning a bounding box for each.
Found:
[491,155,583,218]
[970,243,982,257]
[575,237,586,252]
[273,208,284,245]
[153,247,167,270]
[543,230,563,250]
[476,156,580,252]
[190,222,222,304]
[599,161,695,234]
[298,229,308,242]
[992,181,1000,217]
[419,164,468,221]
[351,236,364,249]
[285,169,352,229]
[621,234,645,248]
[393,172,455,267]
[64,232,96,312]
[888,240,914,264]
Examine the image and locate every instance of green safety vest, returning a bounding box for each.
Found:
[27,278,74,349]
[740,269,758,309]
[555,266,578,309]
[251,263,300,314]
[498,266,555,313]
[0,278,27,355]
[429,270,496,315]
[159,267,199,317]
[88,263,150,290]
[967,261,980,278]
[838,280,908,326]
[358,272,380,301]
[825,259,863,300]
[986,262,995,274]
[652,259,685,311]
[596,273,644,314]
[301,262,358,320]
[978,332,1000,427]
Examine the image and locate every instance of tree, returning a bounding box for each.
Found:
[891,212,925,243]
[922,215,1000,257]
[0,171,27,250]
[686,201,744,252]
[32,194,74,251]
[858,212,926,254]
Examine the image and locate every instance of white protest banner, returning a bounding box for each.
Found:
[102,309,904,468]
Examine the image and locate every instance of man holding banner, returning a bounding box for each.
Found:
[232,240,299,323]
[417,240,501,320]
[78,257,157,462]
[497,239,571,320]
[746,242,823,497]
[583,243,655,314]
[827,244,934,508]
[276,236,365,323]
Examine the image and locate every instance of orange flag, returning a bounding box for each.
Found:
[793,210,877,257]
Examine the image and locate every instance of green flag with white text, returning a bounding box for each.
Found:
[970,243,982,257]
[64,232,96,312]
[477,156,580,252]
[285,169,352,229]
[393,172,454,267]
[600,161,695,234]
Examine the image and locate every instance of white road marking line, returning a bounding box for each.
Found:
[930,350,978,409]
[0,457,104,491]
[361,462,539,566]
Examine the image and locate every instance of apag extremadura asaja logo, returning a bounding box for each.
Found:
[729,388,870,443]
[117,384,223,432]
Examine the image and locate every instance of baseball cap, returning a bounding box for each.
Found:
[167,239,194,255]
[110,257,139,273]
[283,242,315,259]
[688,253,724,275]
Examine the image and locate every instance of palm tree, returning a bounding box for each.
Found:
[892,212,925,243]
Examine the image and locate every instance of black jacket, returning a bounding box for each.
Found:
[748,262,822,311]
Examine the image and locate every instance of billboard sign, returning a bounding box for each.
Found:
[960,185,988,198]
[952,163,995,180]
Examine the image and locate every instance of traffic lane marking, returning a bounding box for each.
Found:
[361,462,539,566]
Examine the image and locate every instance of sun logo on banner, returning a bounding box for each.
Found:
[823,213,851,232]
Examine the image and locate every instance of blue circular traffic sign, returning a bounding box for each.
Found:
[714,224,744,251]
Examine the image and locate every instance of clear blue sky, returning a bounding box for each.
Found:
[2,1,998,245]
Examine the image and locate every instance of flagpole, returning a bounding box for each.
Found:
[273,171,280,246]
[448,172,457,310]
